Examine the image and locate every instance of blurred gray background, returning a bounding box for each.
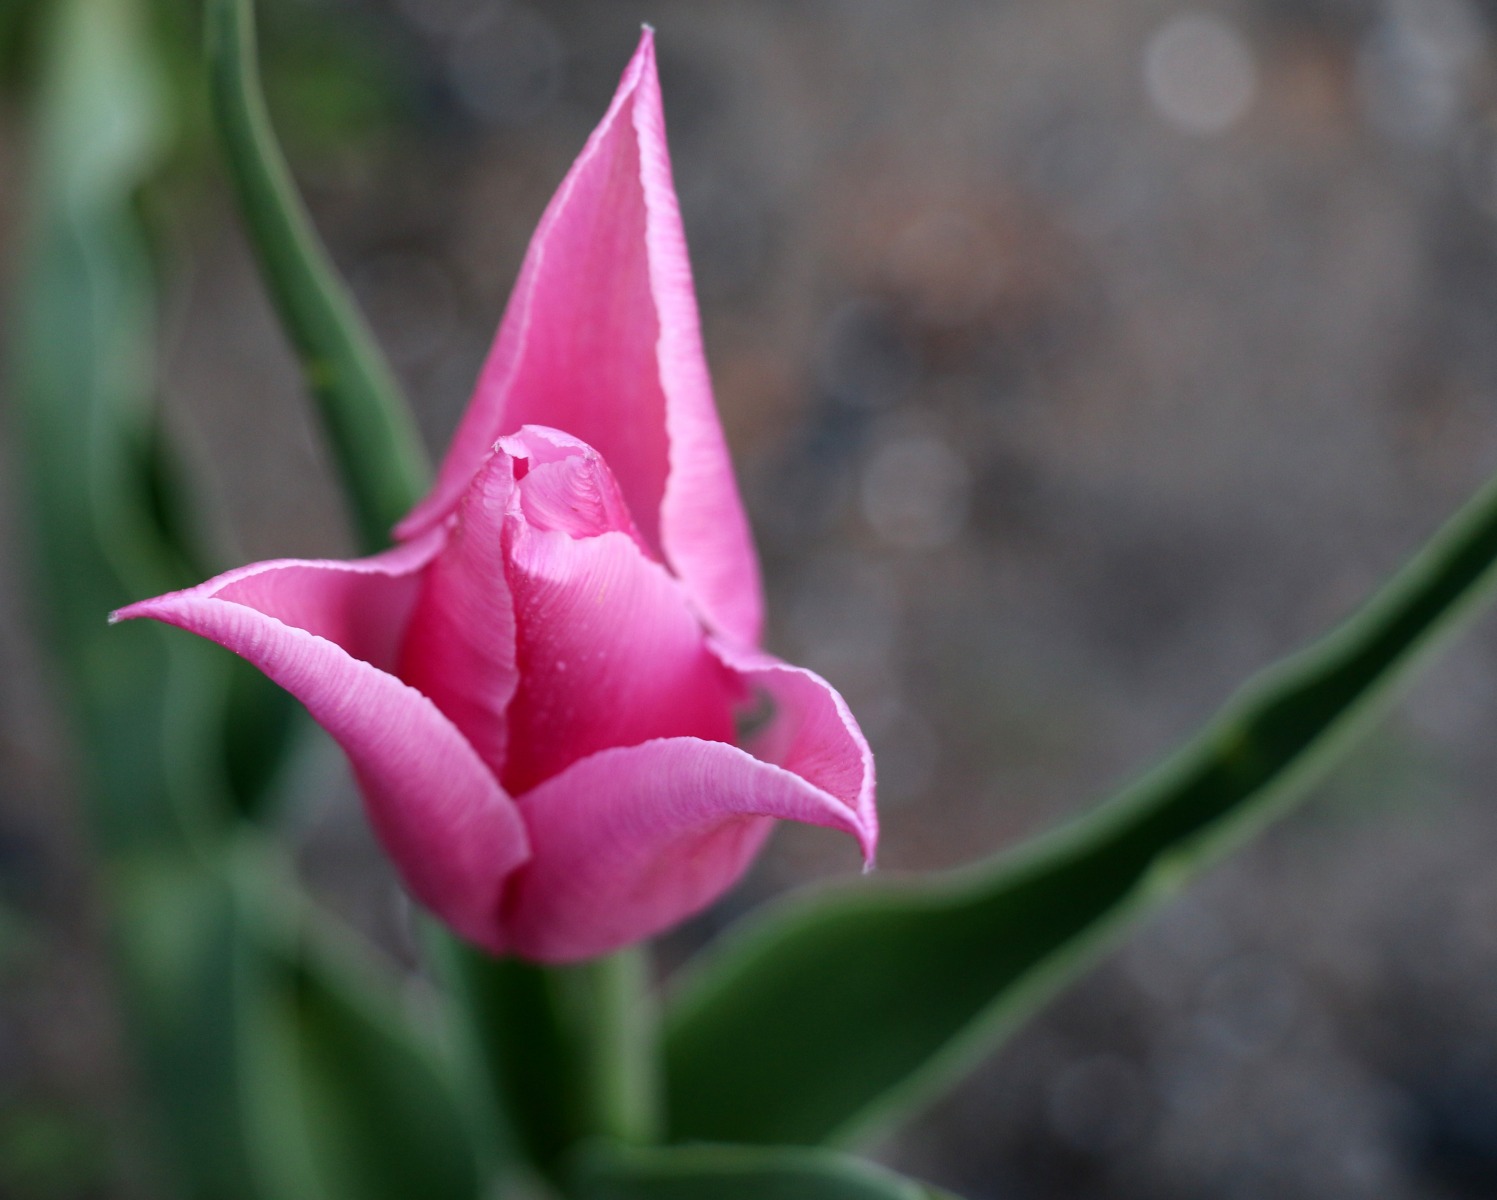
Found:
[4,0,1497,1196]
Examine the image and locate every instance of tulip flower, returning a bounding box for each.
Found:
[112,30,876,963]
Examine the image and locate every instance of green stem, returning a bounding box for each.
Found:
[204,0,430,552]
[426,935,660,1185]
[554,948,659,1146]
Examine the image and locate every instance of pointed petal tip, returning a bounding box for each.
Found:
[392,25,665,546]
[856,777,879,865]
[110,597,166,625]
[852,812,878,870]
[624,23,658,93]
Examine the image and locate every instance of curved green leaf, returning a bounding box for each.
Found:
[204,0,428,551]
[664,463,1497,1147]
[572,1143,960,1200]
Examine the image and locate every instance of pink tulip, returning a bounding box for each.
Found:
[112,30,875,963]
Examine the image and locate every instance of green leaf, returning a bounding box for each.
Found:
[114,847,482,1200]
[664,462,1497,1147]
[204,0,429,552]
[10,2,295,1191]
[12,0,298,841]
[572,1143,960,1200]
[11,3,467,1197]
[112,856,258,1199]
[10,0,211,853]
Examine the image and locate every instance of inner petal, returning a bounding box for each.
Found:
[503,426,641,543]
[397,449,521,780]
[500,516,737,796]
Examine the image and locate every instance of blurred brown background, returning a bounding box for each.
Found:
[5,0,1497,1196]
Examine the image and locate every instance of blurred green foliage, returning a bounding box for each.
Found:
[572,1144,960,1200]
[8,1,475,1197]
[2,0,412,174]
[0,1105,110,1200]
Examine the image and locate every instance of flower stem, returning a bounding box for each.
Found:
[205,0,430,553]
[556,948,659,1146]
[426,934,660,1187]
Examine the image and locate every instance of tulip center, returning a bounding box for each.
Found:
[502,425,646,547]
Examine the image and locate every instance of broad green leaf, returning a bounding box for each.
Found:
[204,0,429,552]
[572,1143,960,1200]
[664,463,1497,1147]
[0,0,40,92]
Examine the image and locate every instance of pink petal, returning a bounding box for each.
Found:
[503,737,871,962]
[500,516,737,795]
[397,28,763,647]
[399,450,521,779]
[110,538,528,952]
[711,640,878,863]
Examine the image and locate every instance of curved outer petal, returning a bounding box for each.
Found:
[710,640,879,861]
[396,29,763,647]
[110,538,528,952]
[503,737,870,962]
[501,518,737,795]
